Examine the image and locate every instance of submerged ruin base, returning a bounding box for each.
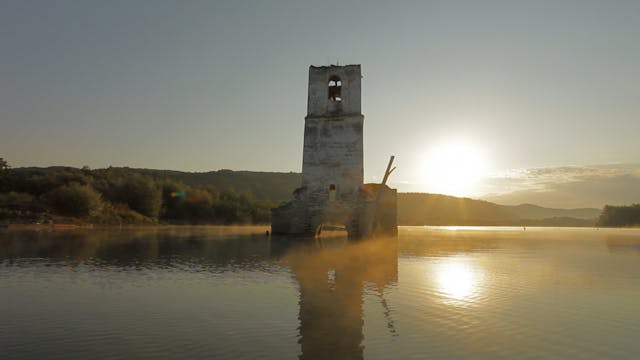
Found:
[271,183,397,239]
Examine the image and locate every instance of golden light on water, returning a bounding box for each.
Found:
[422,140,490,197]
[432,257,485,305]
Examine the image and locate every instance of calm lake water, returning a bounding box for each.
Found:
[1,226,639,359]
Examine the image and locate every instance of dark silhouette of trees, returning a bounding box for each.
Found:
[0,163,275,224]
[0,158,8,171]
[119,175,162,218]
[0,158,10,192]
[597,204,640,227]
[46,183,103,217]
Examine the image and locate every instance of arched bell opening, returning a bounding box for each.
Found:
[328,76,342,102]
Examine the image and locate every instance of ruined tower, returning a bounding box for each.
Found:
[272,64,397,238]
[302,65,364,210]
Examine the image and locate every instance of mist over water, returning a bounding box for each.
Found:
[1,227,639,359]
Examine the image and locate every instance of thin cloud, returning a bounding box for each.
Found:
[481,164,640,208]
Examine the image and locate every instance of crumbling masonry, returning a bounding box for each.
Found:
[271,64,397,238]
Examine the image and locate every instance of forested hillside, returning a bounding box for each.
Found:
[17,167,302,201]
[1,164,275,224]
[597,204,640,227]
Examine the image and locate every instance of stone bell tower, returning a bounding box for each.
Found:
[302,65,364,208]
[272,64,397,238]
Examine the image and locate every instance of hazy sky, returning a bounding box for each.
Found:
[2,0,640,204]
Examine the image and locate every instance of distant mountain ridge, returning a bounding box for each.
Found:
[15,167,601,226]
[398,193,600,226]
[508,203,599,220]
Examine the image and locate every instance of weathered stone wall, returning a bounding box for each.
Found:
[362,185,398,237]
[301,115,364,201]
[271,200,309,234]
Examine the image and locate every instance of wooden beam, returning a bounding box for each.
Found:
[381,156,395,185]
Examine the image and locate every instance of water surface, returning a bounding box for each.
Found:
[1,226,639,359]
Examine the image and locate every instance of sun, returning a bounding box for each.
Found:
[422,140,489,197]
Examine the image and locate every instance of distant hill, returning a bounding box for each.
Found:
[14,167,601,226]
[399,193,600,226]
[507,203,600,221]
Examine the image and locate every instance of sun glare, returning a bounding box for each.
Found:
[422,140,489,197]
[433,258,485,306]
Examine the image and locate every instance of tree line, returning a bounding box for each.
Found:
[596,204,640,227]
[0,158,274,225]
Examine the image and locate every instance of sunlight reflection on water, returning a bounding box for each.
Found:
[432,257,485,305]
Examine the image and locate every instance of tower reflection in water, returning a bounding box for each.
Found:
[0,229,397,359]
[273,234,398,360]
